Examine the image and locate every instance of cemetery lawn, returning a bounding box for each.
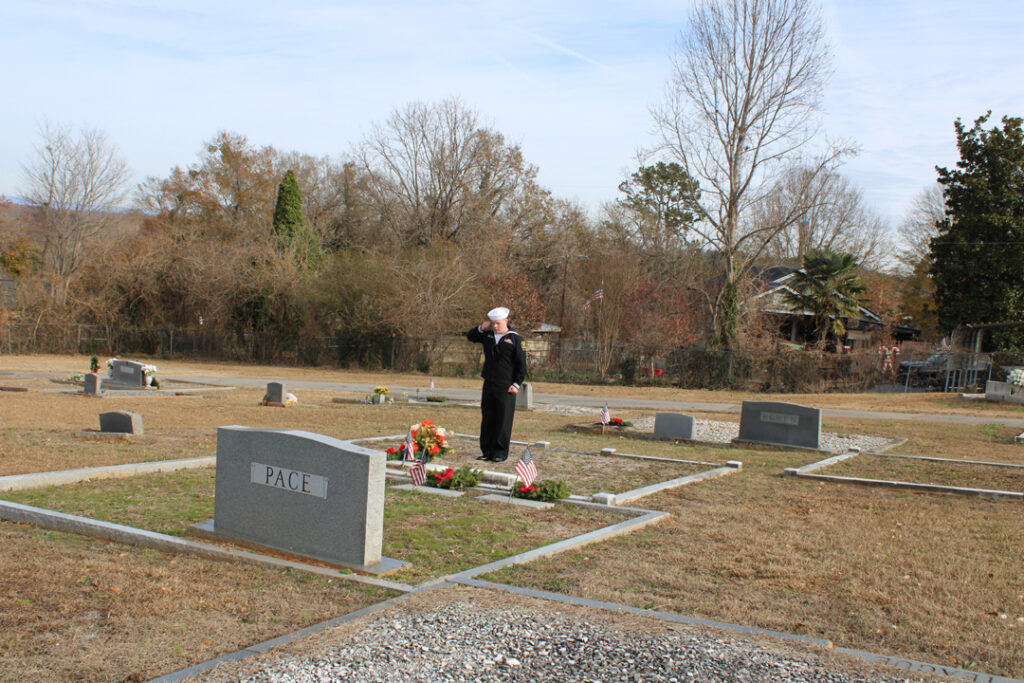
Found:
[487,431,1024,680]
[824,453,1024,492]
[0,520,395,683]
[0,468,622,584]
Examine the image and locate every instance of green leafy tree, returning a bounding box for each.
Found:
[617,162,699,251]
[930,113,1024,350]
[272,169,323,269]
[785,250,866,349]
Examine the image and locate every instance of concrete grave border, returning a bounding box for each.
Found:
[785,449,1024,501]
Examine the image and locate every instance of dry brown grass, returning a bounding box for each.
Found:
[0,521,394,682]
[492,448,1024,678]
[3,354,1024,679]
[826,453,1024,492]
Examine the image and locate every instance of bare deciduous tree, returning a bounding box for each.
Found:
[358,98,539,248]
[760,166,891,270]
[21,123,130,302]
[897,184,945,271]
[652,0,846,348]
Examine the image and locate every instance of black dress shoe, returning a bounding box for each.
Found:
[475,455,491,461]
[490,457,507,463]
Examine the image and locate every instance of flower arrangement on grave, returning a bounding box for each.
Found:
[1008,368,1024,392]
[106,358,116,376]
[512,479,569,502]
[426,395,448,403]
[427,466,482,490]
[373,385,389,396]
[389,420,453,463]
[284,392,298,405]
[603,417,633,428]
[142,363,159,387]
[89,356,99,373]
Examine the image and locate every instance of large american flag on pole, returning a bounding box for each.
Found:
[600,403,611,425]
[581,288,604,310]
[514,446,538,488]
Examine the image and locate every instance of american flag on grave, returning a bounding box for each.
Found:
[409,459,427,486]
[514,446,537,488]
[600,403,611,425]
[403,426,416,461]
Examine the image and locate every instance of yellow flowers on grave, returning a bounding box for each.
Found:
[373,385,389,396]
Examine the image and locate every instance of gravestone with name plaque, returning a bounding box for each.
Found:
[737,400,821,450]
[205,426,404,575]
[108,360,146,388]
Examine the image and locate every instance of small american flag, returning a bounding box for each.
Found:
[409,459,426,486]
[429,376,435,390]
[581,288,604,310]
[600,403,610,425]
[403,427,416,461]
[514,446,537,488]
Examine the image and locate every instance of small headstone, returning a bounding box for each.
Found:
[208,426,404,575]
[986,380,1010,400]
[99,410,143,435]
[109,360,146,387]
[737,400,821,450]
[84,373,103,395]
[265,382,286,405]
[515,382,534,410]
[654,412,695,439]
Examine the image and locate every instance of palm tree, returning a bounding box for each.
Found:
[785,250,867,350]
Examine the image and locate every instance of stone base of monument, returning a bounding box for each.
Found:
[390,483,465,497]
[74,430,134,442]
[187,519,407,576]
[261,401,286,407]
[477,493,554,509]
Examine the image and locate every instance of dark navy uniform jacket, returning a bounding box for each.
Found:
[466,326,527,390]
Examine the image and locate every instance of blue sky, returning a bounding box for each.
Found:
[1,0,1021,230]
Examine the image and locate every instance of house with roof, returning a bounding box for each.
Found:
[751,266,919,351]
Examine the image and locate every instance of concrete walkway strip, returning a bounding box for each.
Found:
[440,507,669,584]
[614,463,741,505]
[0,456,217,492]
[0,500,412,592]
[451,578,1022,683]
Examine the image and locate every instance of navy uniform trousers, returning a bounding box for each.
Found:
[480,380,517,461]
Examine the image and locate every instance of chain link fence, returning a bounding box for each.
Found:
[1,321,1018,393]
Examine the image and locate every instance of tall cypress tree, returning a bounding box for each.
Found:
[272,169,322,269]
[273,169,305,242]
[930,113,1024,349]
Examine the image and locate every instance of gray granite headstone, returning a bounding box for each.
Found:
[515,382,534,410]
[266,382,286,404]
[211,426,402,574]
[84,373,103,395]
[986,380,1011,400]
[654,412,695,439]
[738,400,821,449]
[109,360,146,387]
[99,410,143,435]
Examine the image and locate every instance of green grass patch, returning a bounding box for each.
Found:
[0,469,620,584]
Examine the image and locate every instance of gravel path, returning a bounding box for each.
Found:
[209,597,934,683]
[538,404,896,453]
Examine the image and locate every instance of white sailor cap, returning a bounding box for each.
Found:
[487,306,510,321]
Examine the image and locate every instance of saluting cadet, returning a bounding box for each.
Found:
[466,306,527,462]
